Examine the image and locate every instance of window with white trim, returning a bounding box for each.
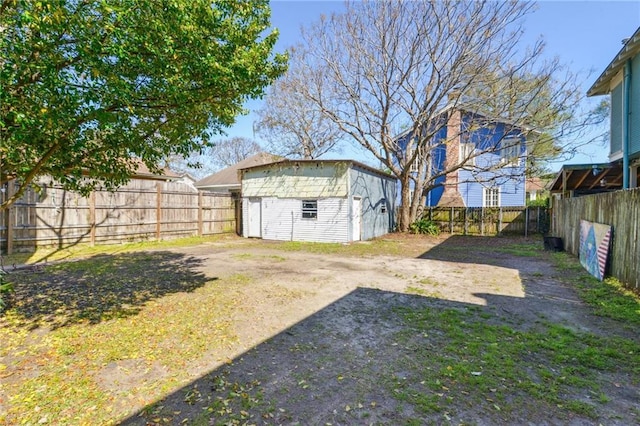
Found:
[501,138,521,165]
[408,142,419,173]
[459,143,475,166]
[302,200,318,219]
[484,187,499,207]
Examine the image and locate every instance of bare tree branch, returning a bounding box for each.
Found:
[273,0,590,230]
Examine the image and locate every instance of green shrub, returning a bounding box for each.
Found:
[0,269,14,313]
[527,197,550,207]
[409,218,440,236]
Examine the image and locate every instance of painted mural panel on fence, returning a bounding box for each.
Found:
[579,220,612,281]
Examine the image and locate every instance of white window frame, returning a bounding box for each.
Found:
[459,142,475,166]
[301,199,318,219]
[501,138,521,166]
[408,141,420,173]
[483,187,500,207]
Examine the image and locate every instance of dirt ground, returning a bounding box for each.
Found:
[117,235,638,425]
[3,235,638,425]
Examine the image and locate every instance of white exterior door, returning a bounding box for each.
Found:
[247,198,262,237]
[352,197,361,241]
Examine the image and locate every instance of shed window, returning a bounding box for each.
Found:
[302,200,318,219]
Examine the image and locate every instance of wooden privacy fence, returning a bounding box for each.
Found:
[420,206,550,236]
[0,180,236,254]
[552,188,640,290]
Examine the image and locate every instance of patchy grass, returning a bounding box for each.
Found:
[0,251,247,425]
[416,235,545,263]
[0,234,240,267]
[243,233,446,258]
[232,253,286,262]
[389,245,640,421]
[551,252,640,326]
[2,233,639,425]
[391,305,640,420]
[491,242,544,257]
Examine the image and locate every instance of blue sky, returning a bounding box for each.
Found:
[223,1,640,171]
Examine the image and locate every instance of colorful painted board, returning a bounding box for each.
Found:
[579,220,612,281]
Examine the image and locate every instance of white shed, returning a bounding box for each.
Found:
[240,160,396,243]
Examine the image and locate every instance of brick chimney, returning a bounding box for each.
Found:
[437,108,466,207]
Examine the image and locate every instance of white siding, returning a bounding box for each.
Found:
[261,197,349,243]
[241,198,249,238]
[242,164,348,198]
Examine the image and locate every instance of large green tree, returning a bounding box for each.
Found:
[0,0,286,209]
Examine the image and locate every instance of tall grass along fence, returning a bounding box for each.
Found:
[0,179,236,254]
[420,206,550,236]
[552,188,640,291]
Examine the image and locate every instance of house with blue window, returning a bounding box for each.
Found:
[397,103,530,208]
[550,27,640,197]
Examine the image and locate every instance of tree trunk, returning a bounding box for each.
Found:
[398,175,412,232]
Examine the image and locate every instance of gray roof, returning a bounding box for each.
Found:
[195,152,283,189]
[588,27,640,96]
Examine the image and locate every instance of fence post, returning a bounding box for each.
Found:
[197,191,203,237]
[156,183,162,241]
[498,208,503,235]
[6,181,15,255]
[449,207,454,234]
[524,207,529,238]
[89,191,96,246]
[480,208,484,236]
[463,208,468,235]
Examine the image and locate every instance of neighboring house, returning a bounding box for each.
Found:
[396,104,529,208]
[551,27,640,198]
[130,159,197,191]
[587,26,640,189]
[195,152,282,194]
[239,160,396,243]
[131,158,184,183]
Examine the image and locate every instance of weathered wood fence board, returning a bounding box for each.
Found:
[552,188,640,290]
[0,180,236,253]
[422,206,549,236]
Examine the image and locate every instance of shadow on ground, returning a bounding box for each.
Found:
[4,251,211,329]
[120,284,639,425]
[417,235,544,265]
